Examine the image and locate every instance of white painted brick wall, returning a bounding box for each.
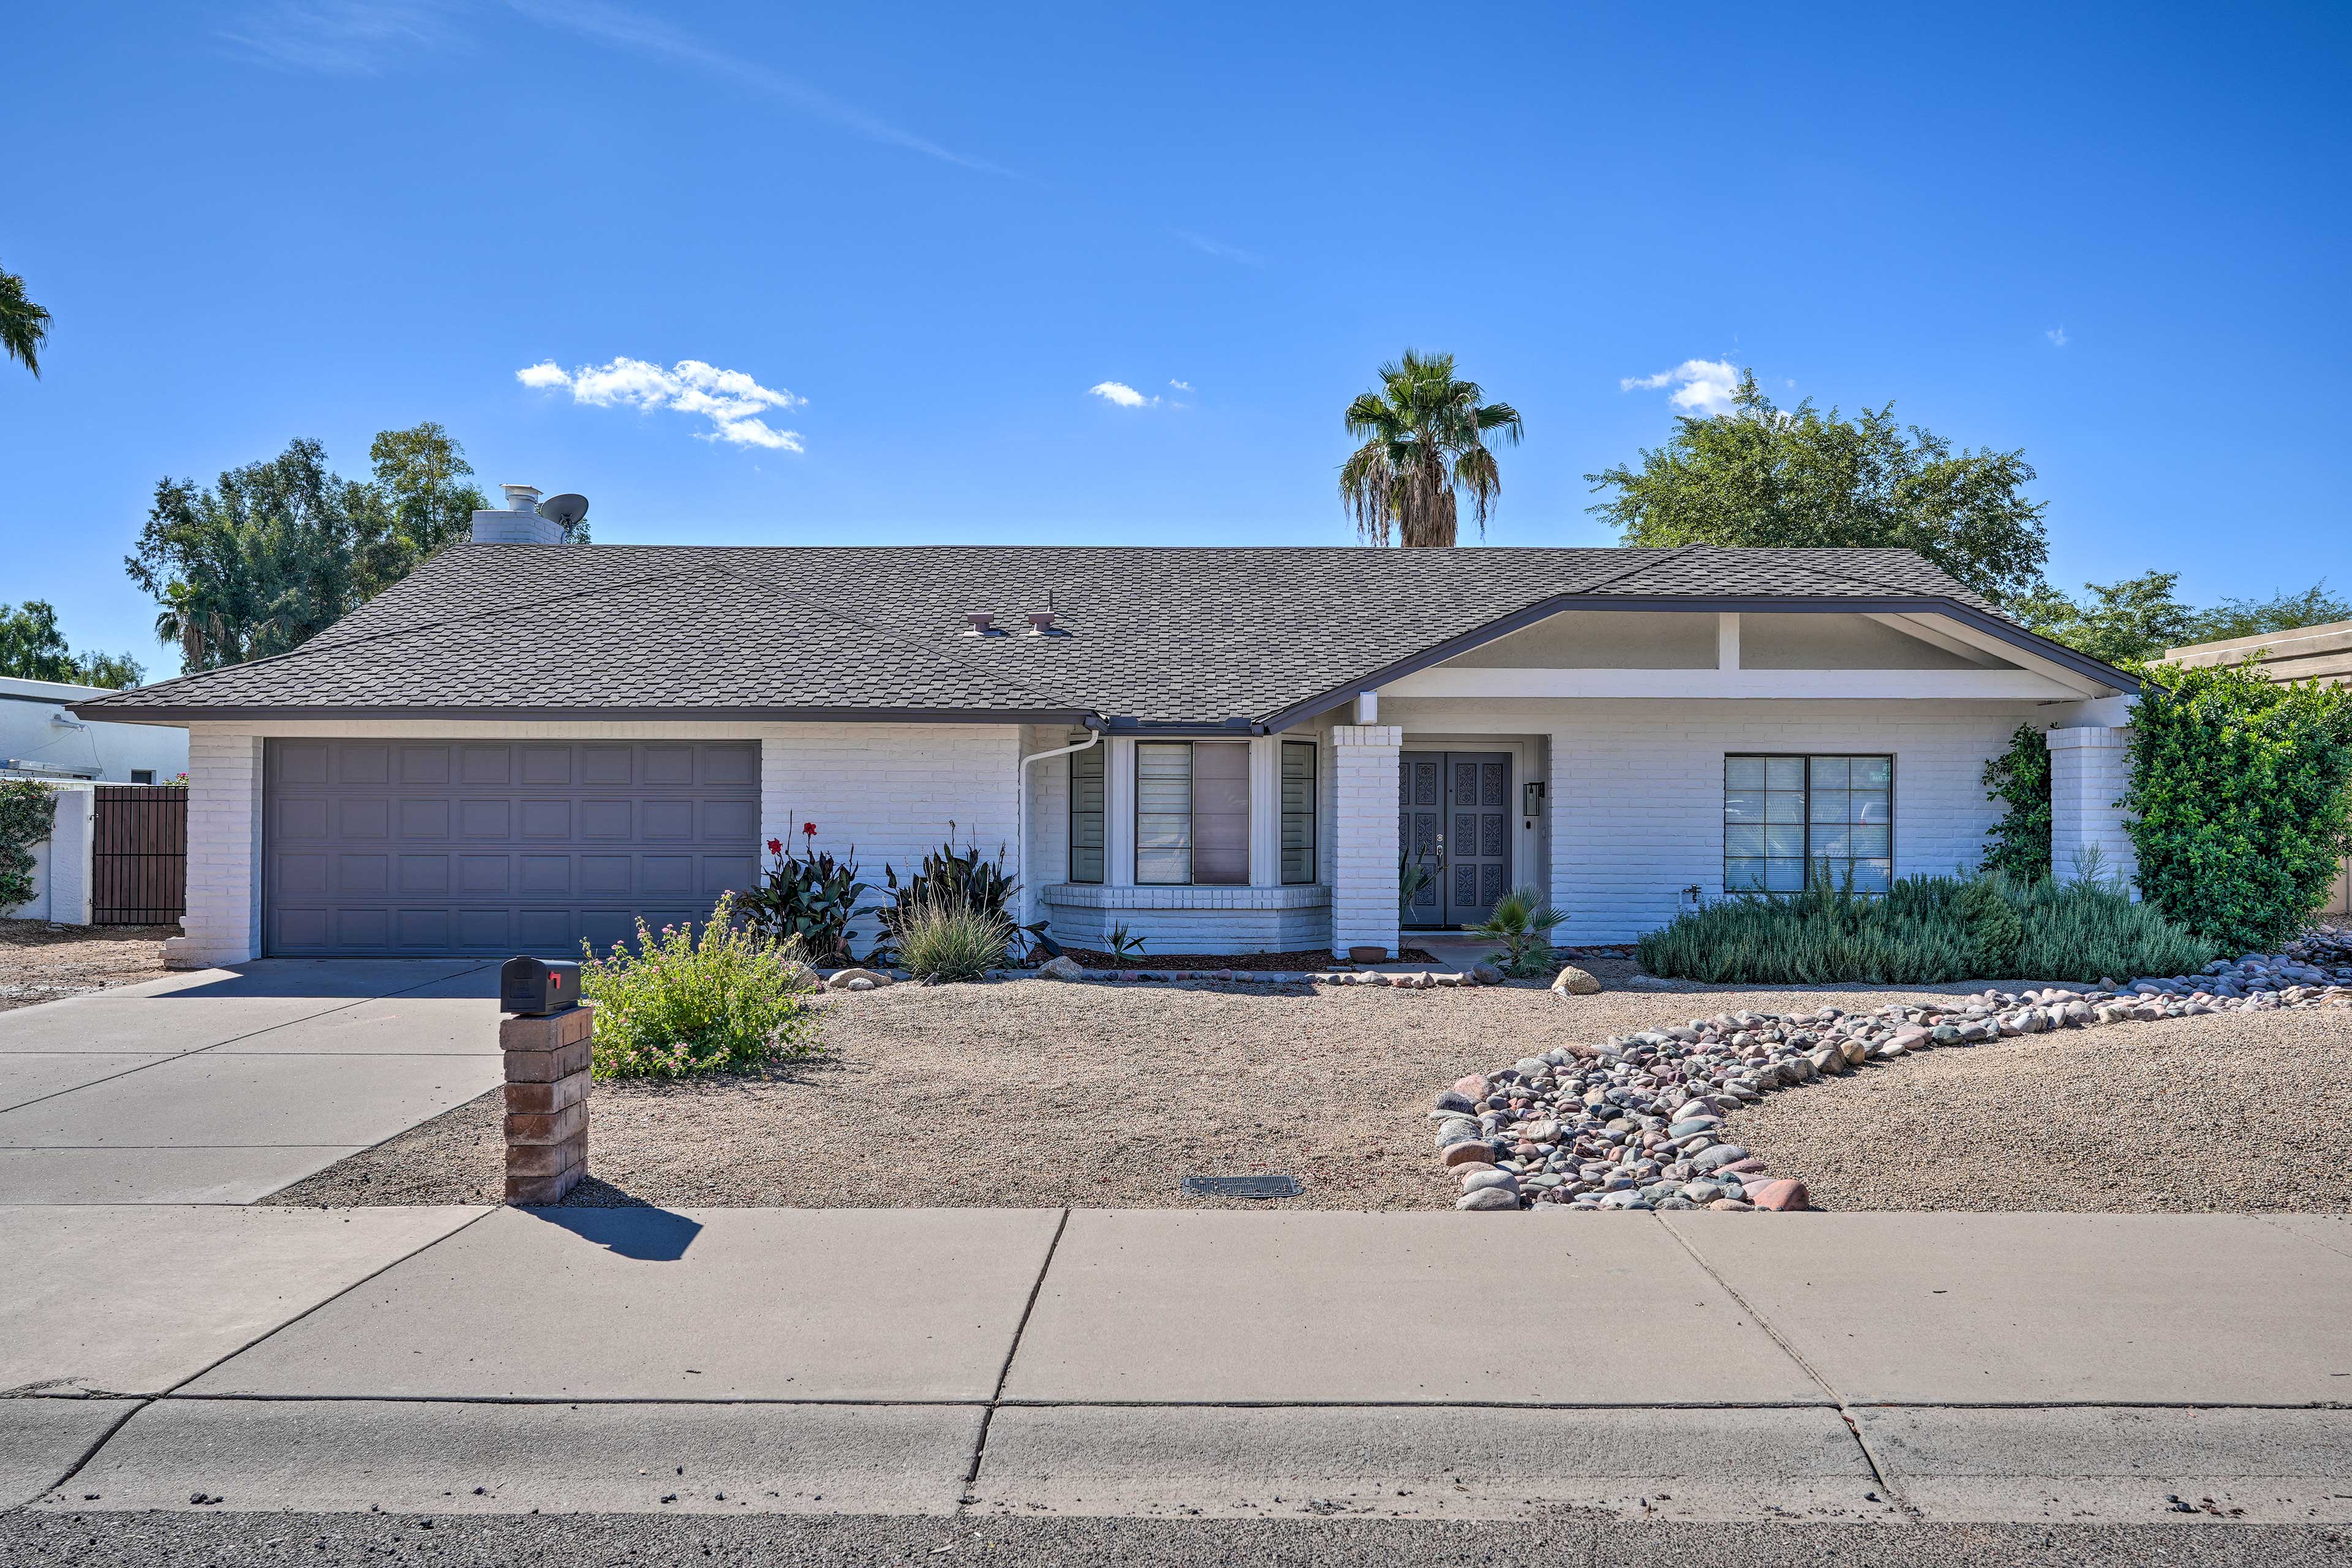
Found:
[1533,699,2050,943]
[1329,723,1403,957]
[1,782,92,924]
[2047,725,2138,890]
[171,730,264,967]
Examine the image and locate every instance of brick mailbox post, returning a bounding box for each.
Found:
[499,959,592,1205]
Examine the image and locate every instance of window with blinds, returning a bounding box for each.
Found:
[1136,741,1249,886]
[1068,742,1104,883]
[1280,741,1316,884]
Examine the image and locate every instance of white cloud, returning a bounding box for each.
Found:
[1620,358,1741,417]
[1088,381,1158,409]
[220,0,461,74]
[1173,229,1264,266]
[1169,380,1192,391]
[518,357,805,450]
[2046,326,2068,348]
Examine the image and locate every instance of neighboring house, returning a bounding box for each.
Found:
[1,675,187,783]
[2165,618,2352,917]
[78,489,2143,967]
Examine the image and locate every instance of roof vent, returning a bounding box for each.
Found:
[1027,612,1059,635]
[965,612,998,636]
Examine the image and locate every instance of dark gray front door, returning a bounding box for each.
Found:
[263,739,760,957]
[1398,751,1512,929]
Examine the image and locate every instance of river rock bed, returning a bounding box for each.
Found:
[1439,927,2352,1213]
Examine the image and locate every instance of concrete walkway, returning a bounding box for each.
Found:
[0,961,502,1203]
[5,1205,2348,1525]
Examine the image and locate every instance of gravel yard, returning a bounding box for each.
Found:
[0,919,178,1012]
[260,959,2352,1213]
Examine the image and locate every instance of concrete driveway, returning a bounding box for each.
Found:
[0,960,503,1204]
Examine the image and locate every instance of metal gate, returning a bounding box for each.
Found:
[92,785,188,925]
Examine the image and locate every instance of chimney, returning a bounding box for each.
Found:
[471,483,565,545]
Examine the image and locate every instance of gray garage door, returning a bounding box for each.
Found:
[264,739,760,957]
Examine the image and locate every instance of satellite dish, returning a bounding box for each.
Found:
[537,492,590,530]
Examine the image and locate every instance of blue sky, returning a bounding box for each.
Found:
[5,1,2347,676]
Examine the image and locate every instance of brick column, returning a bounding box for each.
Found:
[165,731,264,969]
[2046,726,2138,891]
[503,1004,592,1204]
[1330,723,1403,959]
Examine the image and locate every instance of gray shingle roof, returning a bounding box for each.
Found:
[78,543,2122,726]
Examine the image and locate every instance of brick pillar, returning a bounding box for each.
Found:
[502,1004,592,1204]
[2046,725,2138,891]
[1330,724,1404,959]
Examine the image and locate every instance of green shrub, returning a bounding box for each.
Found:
[579,893,820,1079]
[0,780,56,908]
[1978,723,2051,882]
[2127,658,2352,952]
[1635,869,2216,985]
[872,827,1046,964]
[894,892,1009,983]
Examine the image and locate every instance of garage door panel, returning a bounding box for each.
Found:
[398,798,450,839]
[456,854,510,894]
[520,746,573,785]
[398,745,451,785]
[266,741,760,957]
[581,800,633,838]
[337,798,391,839]
[459,799,510,837]
[519,799,572,839]
[339,744,391,785]
[277,797,330,841]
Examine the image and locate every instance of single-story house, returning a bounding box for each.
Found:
[2,674,188,784]
[77,489,2144,968]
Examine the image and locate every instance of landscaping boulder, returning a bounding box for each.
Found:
[1037,956,1084,981]
[1550,965,1601,996]
[1470,963,1506,986]
[824,967,893,991]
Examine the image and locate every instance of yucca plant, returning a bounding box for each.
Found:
[893,892,1011,984]
[1469,885,1567,977]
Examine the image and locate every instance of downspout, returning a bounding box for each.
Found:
[1016,720,1106,932]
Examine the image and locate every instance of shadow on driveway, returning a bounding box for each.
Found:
[518,1201,704,1262]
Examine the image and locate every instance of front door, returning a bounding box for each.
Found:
[1398,751,1512,929]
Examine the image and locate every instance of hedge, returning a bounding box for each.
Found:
[2126,659,2352,952]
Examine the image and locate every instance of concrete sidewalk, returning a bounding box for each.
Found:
[4,1207,2348,1526]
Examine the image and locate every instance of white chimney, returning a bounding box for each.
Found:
[471,483,565,545]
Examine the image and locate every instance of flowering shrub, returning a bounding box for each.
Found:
[579,893,820,1078]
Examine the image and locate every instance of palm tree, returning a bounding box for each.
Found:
[0,262,52,378]
[1340,350,1523,546]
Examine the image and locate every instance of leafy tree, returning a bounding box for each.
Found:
[1586,369,2049,603]
[126,424,496,674]
[0,600,144,688]
[0,260,50,378]
[2010,571,2350,665]
[2006,570,2198,666]
[1341,350,1523,547]
[2190,581,2352,644]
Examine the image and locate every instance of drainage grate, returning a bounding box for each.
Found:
[1180,1175,1302,1200]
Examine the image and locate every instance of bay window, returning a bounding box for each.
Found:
[1136,741,1249,886]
